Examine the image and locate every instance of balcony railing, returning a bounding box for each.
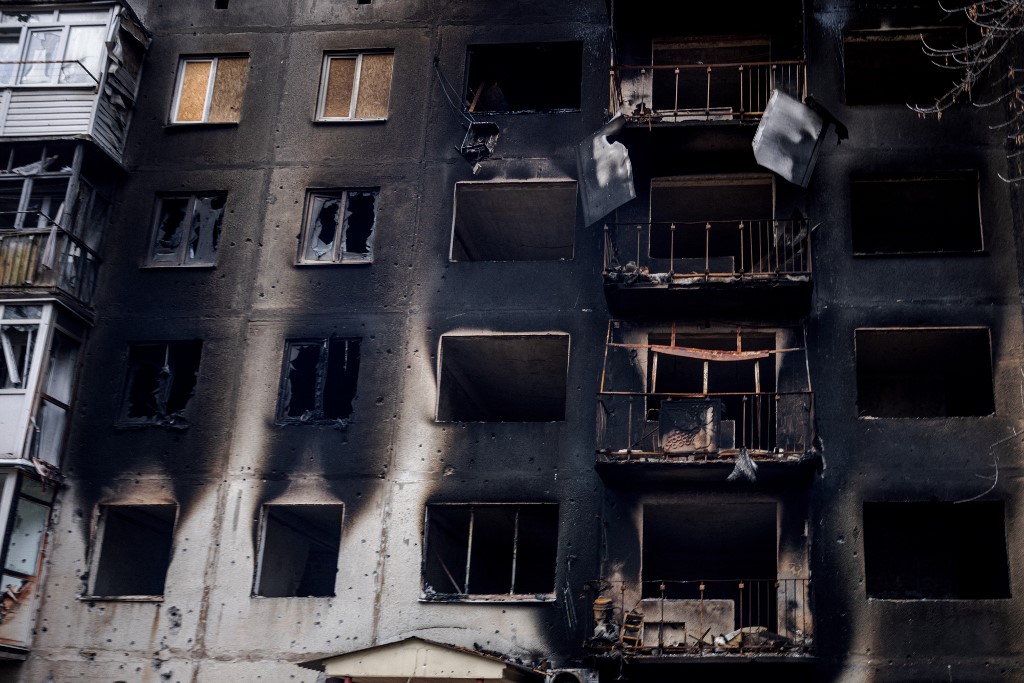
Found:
[587,578,812,655]
[0,214,100,306]
[0,59,100,87]
[604,219,811,282]
[613,61,806,122]
[596,391,814,461]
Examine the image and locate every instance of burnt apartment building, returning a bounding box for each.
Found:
[0,0,1021,681]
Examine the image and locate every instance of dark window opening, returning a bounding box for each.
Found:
[864,501,1010,599]
[278,338,360,424]
[451,181,576,261]
[856,328,994,417]
[214,0,228,8]
[255,505,344,597]
[147,193,227,266]
[437,334,568,422]
[121,341,202,424]
[844,28,963,105]
[851,173,982,254]
[92,505,176,597]
[465,42,583,113]
[423,504,558,598]
[299,189,378,263]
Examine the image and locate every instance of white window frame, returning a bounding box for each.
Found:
[144,192,227,267]
[0,8,112,87]
[169,56,245,124]
[297,188,378,265]
[315,51,394,122]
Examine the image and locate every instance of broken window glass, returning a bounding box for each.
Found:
[299,190,377,264]
[318,52,394,120]
[423,504,558,599]
[0,320,37,390]
[91,505,176,597]
[120,341,202,426]
[147,193,226,266]
[254,505,344,597]
[277,338,360,424]
[60,24,105,83]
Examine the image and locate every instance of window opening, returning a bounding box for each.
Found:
[844,28,963,105]
[423,504,558,599]
[317,52,394,121]
[277,338,360,424]
[90,505,176,597]
[864,501,1010,599]
[254,505,344,597]
[856,328,994,417]
[298,189,377,264]
[146,193,226,266]
[120,341,202,426]
[465,42,583,113]
[171,55,249,124]
[451,181,576,261]
[437,334,569,422]
[851,173,982,254]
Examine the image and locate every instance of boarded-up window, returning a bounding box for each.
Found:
[147,193,226,266]
[317,52,394,121]
[172,56,249,123]
[299,189,378,264]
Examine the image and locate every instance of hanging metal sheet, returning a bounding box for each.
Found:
[577,115,635,226]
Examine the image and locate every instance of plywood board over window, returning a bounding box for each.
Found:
[317,51,394,121]
[171,55,249,124]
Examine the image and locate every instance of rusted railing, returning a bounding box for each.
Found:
[0,59,100,87]
[587,578,812,654]
[614,61,806,121]
[0,220,100,306]
[604,219,811,279]
[596,391,814,459]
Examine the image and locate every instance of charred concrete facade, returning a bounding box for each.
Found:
[1,1,1023,682]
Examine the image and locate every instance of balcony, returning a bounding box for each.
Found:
[612,61,806,125]
[0,217,99,309]
[585,578,813,659]
[602,218,812,317]
[595,322,819,485]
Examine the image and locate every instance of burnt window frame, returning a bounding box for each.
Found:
[117,340,203,427]
[850,171,984,256]
[85,504,178,600]
[144,192,227,267]
[297,188,379,265]
[315,50,395,122]
[854,326,995,419]
[276,337,361,425]
[463,41,584,114]
[252,503,345,598]
[169,54,249,125]
[421,503,559,602]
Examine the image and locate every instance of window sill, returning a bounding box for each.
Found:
[852,249,987,257]
[140,263,217,270]
[163,121,240,129]
[79,595,164,603]
[464,108,581,115]
[419,593,556,603]
[857,413,995,420]
[313,117,387,124]
[295,260,372,267]
[1,83,97,90]
[867,596,1011,602]
[114,419,190,431]
[250,594,335,599]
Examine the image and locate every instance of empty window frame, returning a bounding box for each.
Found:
[864,501,1010,599]
[465,42,583,113]
[0,7,112,86]
[423,504,558,599]
[0,305,42,391]
[436,334,569,422]
[89,505,176,597]
[855,328,994,418]
[254,504,344,597]
[850,173,982,254]
[119,341,202,424]
[298,189,377,264]
[29,311,82,465]
[171,55,249,124]
[277,338,360,424]
[450,181,576,261]
[316,51,394,121]
[146,193,226,266]
[844,28,963,105]
[0,476,56,599]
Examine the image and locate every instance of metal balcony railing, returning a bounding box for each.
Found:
[587,578,812,655]
[596,391,814,460]
[613,61,806,122]
[604,219,811,281]
[0,59,100,87]
[0,212,100,306]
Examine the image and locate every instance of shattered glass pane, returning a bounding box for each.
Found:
[304,195,342,262]
[151,197,189,263]
[0,324,36,389]
[3,305,42,319]
[323,339,359,419]
[25,178,69,229]
[19,28,60,84]
[281,342,322,419]
[0,33,19,86]
[60,24,105,84]
[123,341,202,422]
[187,193,226,264]
[341,192,375,259]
